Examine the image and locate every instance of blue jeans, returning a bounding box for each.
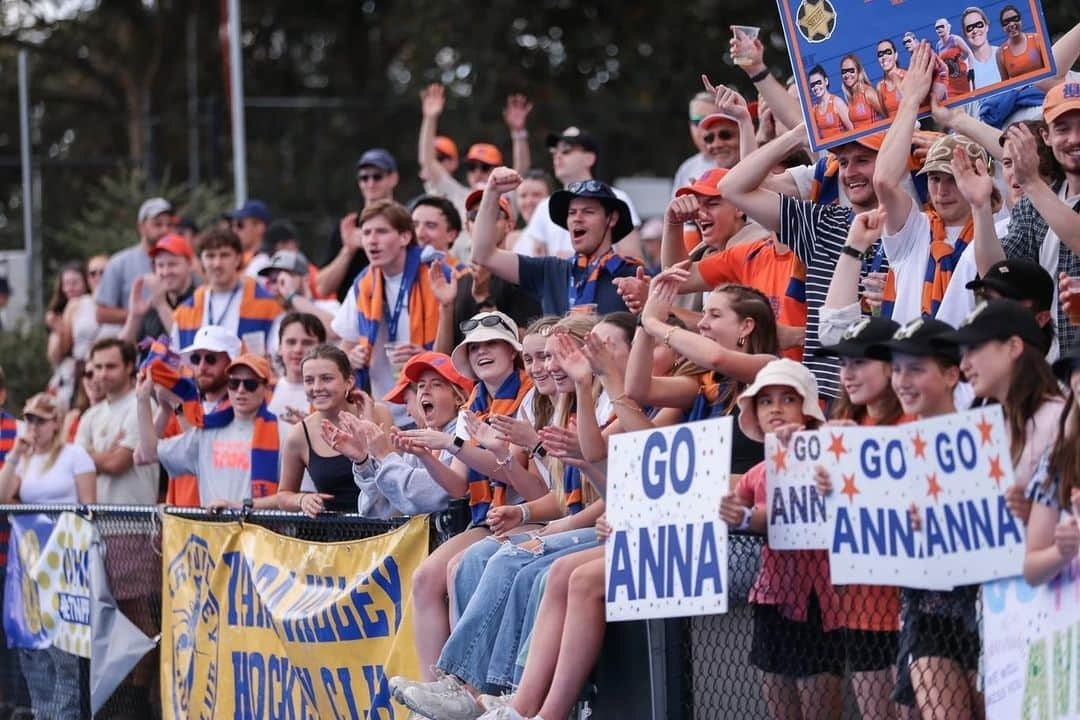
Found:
[20,647,81,719]
[438,528,597,693]
[450,534,521,623]
[511,570,551,687]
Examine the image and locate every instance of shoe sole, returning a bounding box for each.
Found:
[397,690,479,720]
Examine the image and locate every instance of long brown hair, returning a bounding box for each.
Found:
[523,315,560,430]
[830,359,904,426]
[1003,344,1062,464]
[1048,390,1080,510]
[706,284,779,414]
[47,261,89,316]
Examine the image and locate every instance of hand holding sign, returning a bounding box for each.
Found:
[1055,516,1080,562]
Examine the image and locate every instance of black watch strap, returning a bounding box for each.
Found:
[840,245,864,260]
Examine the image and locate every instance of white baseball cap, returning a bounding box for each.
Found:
[180,326,242,360]
[138,197,172,223]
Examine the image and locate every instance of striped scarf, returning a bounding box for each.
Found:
[139,337,205,427]
[352,245,442,390]
[569,249,640,309]
[685,372,737,422]
[881,212,973,319]
[202,402,280,498]
[464,369,533,526]
[174,277,280,349]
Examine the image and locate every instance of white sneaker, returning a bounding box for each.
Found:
[399,677,481,720]
[477,693,515,711]
[390,672,460,703]
[477,705,529,720]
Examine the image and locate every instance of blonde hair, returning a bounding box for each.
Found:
[546,314,603,513]
[23,393,66,473]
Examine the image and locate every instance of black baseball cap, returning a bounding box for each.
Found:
[965,259,1054,312]
[355,148,398,173]
[545,126,599,154]
[814,316,899,360]
[934,299,1044,350]
[872,317,960,364]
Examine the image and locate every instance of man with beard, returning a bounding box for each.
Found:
[959,80,1080,357]
[96,197,173,326]
[179,326,242,414]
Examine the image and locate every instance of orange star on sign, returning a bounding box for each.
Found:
[827,433,847,462]
[772,446,787,473]
[841,474,859,503]
[926,473,943,502]
[988,455,1006,488]
[976,415,994,446]
[911,431,928,459]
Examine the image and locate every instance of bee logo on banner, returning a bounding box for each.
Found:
[605,418,731,622]
[776,0,1058,151]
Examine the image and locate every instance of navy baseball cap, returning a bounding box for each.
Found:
[228,199,270,224]
[355,148,398,174]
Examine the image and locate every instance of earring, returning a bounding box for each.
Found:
[737,336,746,348]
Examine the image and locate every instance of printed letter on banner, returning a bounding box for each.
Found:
[765,431,831,550]
[605,418,731,622]
[161,514,429,720]
[982,563,1080,720]
[828,407,1024,589]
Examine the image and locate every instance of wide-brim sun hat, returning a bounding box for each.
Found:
[548,181,634,243]
[736,358,826,442]
[450,311,522,380]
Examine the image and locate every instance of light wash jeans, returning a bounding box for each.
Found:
[438,528,597,693]
[510,569,551,687]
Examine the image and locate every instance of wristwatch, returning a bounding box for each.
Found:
[840,245,865,260]
[448,436,466,456]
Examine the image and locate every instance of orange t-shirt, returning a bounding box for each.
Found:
[698,237,807,361]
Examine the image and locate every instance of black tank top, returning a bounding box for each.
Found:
[301,420,360,512]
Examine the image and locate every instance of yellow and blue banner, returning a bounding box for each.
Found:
[160,514,428,719]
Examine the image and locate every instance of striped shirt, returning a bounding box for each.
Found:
[777,195,890,399]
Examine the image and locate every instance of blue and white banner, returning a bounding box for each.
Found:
[765,431,832,550]
[605,418,731,622]
[3,514,56,649]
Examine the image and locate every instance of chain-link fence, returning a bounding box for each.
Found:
[0,505,989,719]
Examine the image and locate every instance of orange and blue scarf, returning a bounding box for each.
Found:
[464,369,533,526]
[202,402,280,498]
[881,212,973,319]
[569,249,641,309]
[139,337,205,427]
[174,277,280,349]
[353,245,442,389]
[686,372,738,422]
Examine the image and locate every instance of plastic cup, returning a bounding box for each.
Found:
[731,26,761,66]
[570,303,598,317]
[384,342,407,377]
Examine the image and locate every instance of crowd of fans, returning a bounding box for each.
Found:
[0,19,1079,720]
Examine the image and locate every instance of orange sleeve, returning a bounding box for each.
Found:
[697,242,754,288]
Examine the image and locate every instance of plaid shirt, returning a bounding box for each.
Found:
[1000,182,1080,355]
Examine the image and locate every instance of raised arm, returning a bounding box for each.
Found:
[930,98,1004,161]
[717,125,807,232]
[1035,21,1080,93]
[624,323,701,409]
[874,42,934,234]
[471,168,524,283]
[316,213,361,297]
[417,83,449,185]
[1006,123,1080,255]
[730,28,803,130]
[429,263,459,355]
[134,373,160,464]
[825,208,887,311]
[503,94,533,174]
[704,79,759,161]
[951,141,1004,274]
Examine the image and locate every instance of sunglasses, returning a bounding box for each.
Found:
[808,79,824,88]
[1001,15,1021,25]
[566,180,605,194]
[358,172,386,184]
[840,67,857,75]
[25,413,55,426]
[703,129,736,143]
[460,314,515,335]
[188,352,222,366]
[935,24,946,30]
[877,48,895,57]
[465,162,494,173]
[226,377,264,392]
[965,20,986,32]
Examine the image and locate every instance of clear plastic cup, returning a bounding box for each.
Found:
[731,26,761,66]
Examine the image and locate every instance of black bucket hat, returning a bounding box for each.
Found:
[548,180,633,243]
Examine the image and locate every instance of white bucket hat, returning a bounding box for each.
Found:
[450,310,522,380]
[736,358,826,442]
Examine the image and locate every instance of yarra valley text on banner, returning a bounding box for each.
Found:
[160,514,429,720]
[826,406,1024,589]
[605,418,731,622]
[776,0,1057,151]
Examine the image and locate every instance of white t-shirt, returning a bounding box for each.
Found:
[169,283,278,357]
[882,203,966,325]
[76,390,159,504]
[521,189,643,258]
[331,271,411,427]
[267,378,308,418]
[267,298,339,357]
[158,419,261,505]
[16,444,95,504]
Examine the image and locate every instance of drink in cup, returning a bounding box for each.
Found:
[731,26,761,66]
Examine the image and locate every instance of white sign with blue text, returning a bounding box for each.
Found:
[765,431,832,550]
[827,407,1024,590]
[605,418,731,622]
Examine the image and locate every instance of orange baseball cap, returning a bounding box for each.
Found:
[1044,81,1080,124]
[226,353,272,382]
[149,233,194,260]
[675,167,729,198]
[465,143,504,166]
[383,351,474,404]
[464,189,513,219]
[435,136,459,161]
